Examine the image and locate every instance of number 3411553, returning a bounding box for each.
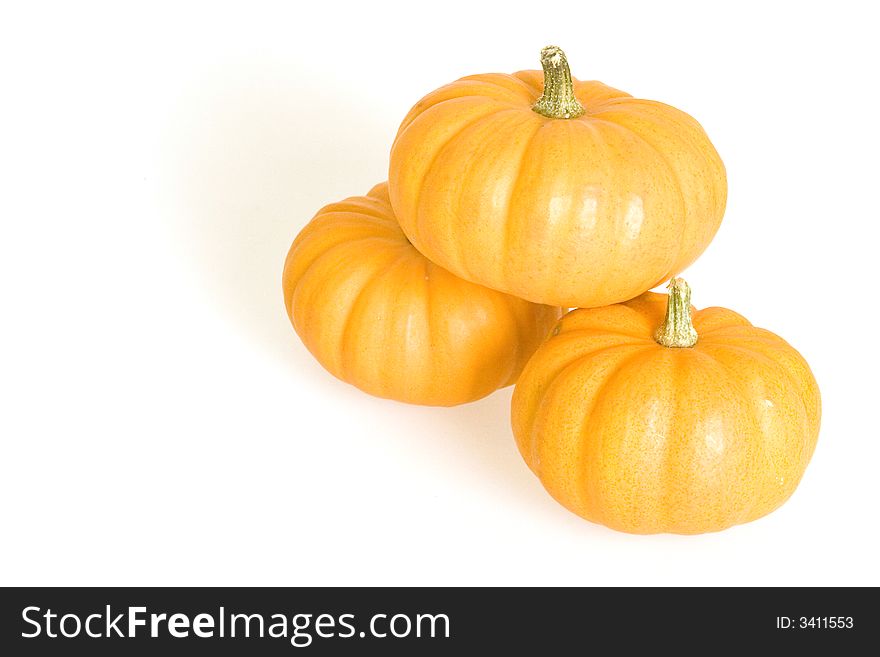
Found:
[776,617,854,629]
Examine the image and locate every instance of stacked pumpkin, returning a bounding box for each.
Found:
[283,47,820,534]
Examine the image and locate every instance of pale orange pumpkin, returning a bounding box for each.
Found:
[282,183,562,406]
[511,279,820,534]
[389,46,727,308]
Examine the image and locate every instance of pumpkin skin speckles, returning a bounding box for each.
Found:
[389,47,727,308]
[511,280,820,534]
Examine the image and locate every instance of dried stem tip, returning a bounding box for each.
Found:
[532,45,585,119]
[654,278,698,348]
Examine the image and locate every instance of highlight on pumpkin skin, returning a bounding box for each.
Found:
[388,46,728,309]
[510,280,821,535]
[282,183,562,407]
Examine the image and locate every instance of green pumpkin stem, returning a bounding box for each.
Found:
[654,278,698,348]
[532,46,585,119]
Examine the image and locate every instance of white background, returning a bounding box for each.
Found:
[2,1,878,586]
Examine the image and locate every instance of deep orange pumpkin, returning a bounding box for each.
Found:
[511,279,820,534]
[283,183,562,406]
[389,47,727,308]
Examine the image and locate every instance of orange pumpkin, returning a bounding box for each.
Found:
[511,279,820,534]
[389,46,727,308]
[282,183,562,406]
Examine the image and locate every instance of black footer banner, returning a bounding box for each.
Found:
[0,587,873,654]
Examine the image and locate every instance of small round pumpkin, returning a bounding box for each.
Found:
[389,46,727,308]
[511,279,820,534]
[283,183,562,406]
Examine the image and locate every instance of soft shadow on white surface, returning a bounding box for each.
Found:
[159,57,395,365]
[395,386,566,516]
[156,56,557,514]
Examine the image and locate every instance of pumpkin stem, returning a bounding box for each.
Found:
[654,278,698,348]
[532,46,585,119]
